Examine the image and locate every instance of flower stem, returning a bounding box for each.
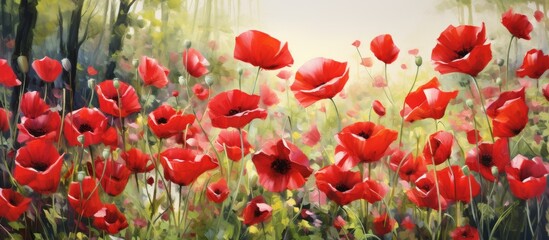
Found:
[250,67,261,95]
[227,128,247,221]
[505,36,514,91]
[329,98,342,131]
[398,65,420,146]
[469,76,495,142]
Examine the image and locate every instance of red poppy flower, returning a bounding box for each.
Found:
[93,204,129,234]
[401,77,458,122]
[192,83,209,100]
[0,188,31,221]
[206,178,230,203]
[466,129,482,144]
[160,148,218,186]
[182,48,209,78]
[501,8,533,40]
[32,56,62,82]
[505,155,549,200]
[260,83,279,107]
[370,34,400,64]
[14,140,64,194]
[302,124,321,147]
[252,139,312,192]
[423,131,454,165]
[234,30,294,70]
[335,121,398,170]
[121,148,154,173]
[101,126,119,149]
[543,83,549,101]
[87,66,98,76]
[534,10,544,22]
[373,213,396,236]
[465,138,510,182]
[516,49,549,79]
[351,40,361,48]
[389,150,427,182]
[214,129,251,162]
[372,100,386,117]
[148,104,196,139]
[17,111,61,143]
[0,108,10,132]
[362,179,388,204]
[138,56,169,88]
[436,165,480,203]
[242,195,272,225]
[68,177,103,217]
[486,87,528,138]
[88,158,132,196]
[407,172,448,210]
[450,225,480,240]
[207,89,267,129]
[63,107,109,147]
[95,80,141,118]
[0,58,21,87]
[315,165,365,205]
[431,23,492,76]
[20,91,50,119]
[290,57,349,108]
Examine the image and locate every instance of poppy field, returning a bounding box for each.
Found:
[0,1,549,240]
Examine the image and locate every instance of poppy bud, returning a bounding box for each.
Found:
[462,165,471,175]
[172,90,179,97]
[77,135,85,145]
[237,68,244,76]
[102,148,110,160]
[61,58,71,71]
[205,75,214,86]
[372,100,386,117]
[77,171,85,182]
[132,59,139,67]
[496,77,502,86]
[113,78,120,89]
[542,83,549,101]
[466,99,474,108]
[491,166,499,177]
[496,58,504,67]
[184,40,192,49]
[17,56,29,73]
[178,76,185,85]
[415,56,422,67]
[88,78,96,89]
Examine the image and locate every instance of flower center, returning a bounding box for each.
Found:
[254,208,263,217]
[214,189,221,195]
[32,162,49,172]
[105,212,118,224]
[480,154,492,167]
[28,128,47,137]
[110,96,119,103]
[78,123,94,133]
[357,131,370,140]
[335,184,350,192]
[156,117,168,124]
[418,183,431,192]
[456,47,473,59]
[271,159,291,174]
[8,196,19,206]
[228,108,241,116]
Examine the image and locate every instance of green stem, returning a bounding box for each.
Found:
[384,63,395,106]
[250,67,261,94]
[505,36,514,91]
[227,128,247,221]
[469,76,495,142]
[329,98,342,131]
[398,65,420,146]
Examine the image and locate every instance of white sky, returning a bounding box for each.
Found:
[240,0,458,68]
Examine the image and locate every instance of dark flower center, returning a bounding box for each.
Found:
[228,108,241,116]
[335,183,350,192]
[456,47,473,59]
[254,208,263,217]
[214,189,221,195]
[105,212,118,224]
[461,230,471,237]
[8,196,19,206]
[480,154,492,167]
[78,123,94,133]
[271,159,291,174]
[110,96,119,103]
[32,162,49,172]
[357,131,371,140]
[405,169,414,175]
[28,128,47,137]
[418,183,431,192]
[156,117,168,124]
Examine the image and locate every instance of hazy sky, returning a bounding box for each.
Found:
[238,0,459,68]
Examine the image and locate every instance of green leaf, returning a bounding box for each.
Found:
[8,221,25,230]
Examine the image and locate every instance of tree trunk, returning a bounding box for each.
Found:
[60,0,84,110]
[104,0,136,80]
